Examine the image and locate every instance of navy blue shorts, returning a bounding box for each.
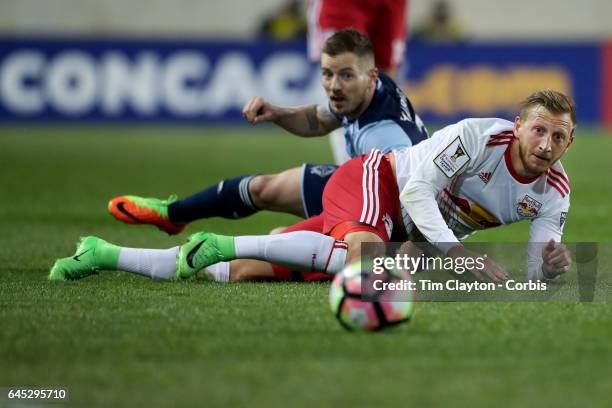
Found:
[300,163,338,218]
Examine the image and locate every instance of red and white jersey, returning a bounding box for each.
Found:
[393,118,570,280]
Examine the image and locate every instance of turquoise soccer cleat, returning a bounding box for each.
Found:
[176,232,236,279]
[49,236,120,281]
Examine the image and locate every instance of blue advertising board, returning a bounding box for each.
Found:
[404,42,601,124]
[0,38,602,124]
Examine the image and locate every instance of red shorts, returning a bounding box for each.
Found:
[323,150,400,241]
[307,0,408,71]
[272,150,400,282]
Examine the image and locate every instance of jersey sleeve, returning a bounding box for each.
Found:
[399,120,485,253]
[525,197,570,281]
[357,120,413,154]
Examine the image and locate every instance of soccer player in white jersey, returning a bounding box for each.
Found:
[49,90,573,283]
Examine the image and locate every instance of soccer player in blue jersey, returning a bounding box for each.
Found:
[48,29,429,283]
[108,29,428,234]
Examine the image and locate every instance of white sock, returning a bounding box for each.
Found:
[234,231,347,274]
[203,262,230,282]
[117,246,179,280]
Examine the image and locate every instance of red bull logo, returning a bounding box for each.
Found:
[517,195,542,218]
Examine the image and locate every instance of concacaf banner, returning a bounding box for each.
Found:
[0,38,605,125]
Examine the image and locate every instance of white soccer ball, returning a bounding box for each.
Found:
[329,259,414,331]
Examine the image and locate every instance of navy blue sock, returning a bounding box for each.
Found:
[168,175,259,223]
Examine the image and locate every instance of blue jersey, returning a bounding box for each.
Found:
[329,73,428,158]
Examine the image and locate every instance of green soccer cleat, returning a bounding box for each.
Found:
[48,236,120,281]
[176,232,236,279]
[108,194,186,235]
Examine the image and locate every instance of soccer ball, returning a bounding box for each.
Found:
[329,259,414,332]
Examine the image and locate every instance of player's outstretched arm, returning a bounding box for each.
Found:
[242,96,340,137]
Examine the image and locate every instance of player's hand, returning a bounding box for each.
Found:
[242,96,278,125]
[541,239,571,278]
[447,245,508,282]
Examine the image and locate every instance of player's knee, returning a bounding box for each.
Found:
[249,174,282,208]
[249,174,279,209]
[229,260,276,282]
[248,175,266,201]
[229,261,250,282]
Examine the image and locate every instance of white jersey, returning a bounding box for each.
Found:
[393,118,570,281]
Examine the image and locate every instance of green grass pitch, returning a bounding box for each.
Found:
[1,126,612,407]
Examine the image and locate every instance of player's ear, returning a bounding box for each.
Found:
[513,115,522,134]
[369,67,378,86]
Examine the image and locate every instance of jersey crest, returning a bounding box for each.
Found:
[309,164,336,178]
[516,195,542,218]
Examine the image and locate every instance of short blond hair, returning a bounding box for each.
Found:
[519,90,577,130]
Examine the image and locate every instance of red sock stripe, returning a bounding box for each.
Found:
[323,241,348,273]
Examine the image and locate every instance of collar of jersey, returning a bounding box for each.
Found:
[504,137,541,184]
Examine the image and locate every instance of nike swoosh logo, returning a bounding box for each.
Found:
[73,248,91,261]
[117,202,143,223]
[186,241,204,269]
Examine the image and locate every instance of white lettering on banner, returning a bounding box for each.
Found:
[101,52,159,115]
[0,51,45,114]
[46,52,97,115]
[200,52,257,115]
[0,48,319,118]
[162,51,209,115]
[261,53,309,105]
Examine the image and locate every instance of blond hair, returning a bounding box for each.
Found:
[519,90,577,130]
